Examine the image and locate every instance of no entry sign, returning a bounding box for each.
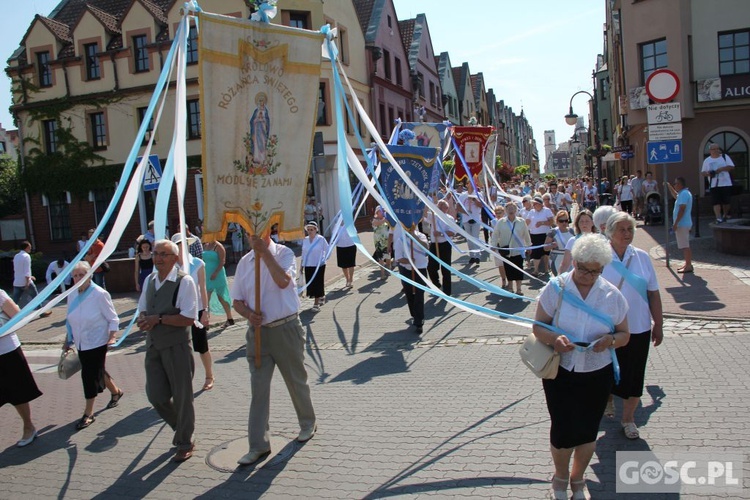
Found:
[645,69,680,103]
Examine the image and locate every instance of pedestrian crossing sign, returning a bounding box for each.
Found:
[139,155,162,191]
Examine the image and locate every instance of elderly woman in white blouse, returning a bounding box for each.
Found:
[64,261,123,430]
[532,234,630,500]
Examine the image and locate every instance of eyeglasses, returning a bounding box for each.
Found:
[576,264,603,277]
[557,219,569,223]
[72,273,88,279]
[153,251,175,258]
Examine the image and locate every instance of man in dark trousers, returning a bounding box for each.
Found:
[394,224,429,334]
[232,233,317,466]
[137,239,198,462]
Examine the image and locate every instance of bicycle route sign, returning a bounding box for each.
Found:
[647,103,681,124]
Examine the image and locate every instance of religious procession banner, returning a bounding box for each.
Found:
[452,126,494,182]
[401,122,449,193]
[378,145,438,230]
[199,12,323,241]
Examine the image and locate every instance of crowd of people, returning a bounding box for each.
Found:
[2,166,694,495]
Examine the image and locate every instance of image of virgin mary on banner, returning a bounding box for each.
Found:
[199,12,323,241]
[452,126,494,182]
[379,145,438,230]
[400,122,449,194]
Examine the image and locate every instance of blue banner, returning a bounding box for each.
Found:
[378,144,437,230]
[401,122,448,194]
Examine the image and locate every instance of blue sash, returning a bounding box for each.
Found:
[65,284,96,346]
[548,275,621,384]
[609,252,648,302]
[302,236,323,267]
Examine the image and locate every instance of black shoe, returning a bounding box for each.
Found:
[414,323,423,334]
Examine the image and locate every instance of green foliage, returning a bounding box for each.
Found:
[514,165,531,176]
[442,158,454,176]
[586,143,612,157]
[22,120,115,196]
[543,173,557,181]
[0,155,24,217]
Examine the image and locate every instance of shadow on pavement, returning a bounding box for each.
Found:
[363,395,547,498]
[663,272,725,313]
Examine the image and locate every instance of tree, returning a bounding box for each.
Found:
[495,156,514,182]
[0,155,24,218]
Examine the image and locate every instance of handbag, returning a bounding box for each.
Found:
[58,349,81,380]
[519,334,559,379]
[519,278,565,379]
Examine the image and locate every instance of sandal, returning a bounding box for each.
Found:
[76,414,95,430]
[622,422,640,439]
[222,319,235,328]
[604,398,615,418]
[677,267,694,273]
[570,479,591,500]
[203,378,215,391]
[106,390,124,409]
[550,476,568,500]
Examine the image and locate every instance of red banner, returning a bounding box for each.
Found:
[452,126,494,181]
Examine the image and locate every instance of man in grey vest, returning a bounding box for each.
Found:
[231,233,316,466]
[136,239,198,462]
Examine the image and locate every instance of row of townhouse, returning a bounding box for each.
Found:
[4,0,538,257]
[591,0,748,203]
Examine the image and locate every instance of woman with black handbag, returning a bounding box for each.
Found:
[65,261,123,430]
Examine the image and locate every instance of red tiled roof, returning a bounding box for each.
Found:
[353,0,375,38]
[37,16,73,43]
[87,4,121,33]
[138,0,168,25]
[398,18,414,54]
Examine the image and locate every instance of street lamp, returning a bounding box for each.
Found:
[564,89,601,186]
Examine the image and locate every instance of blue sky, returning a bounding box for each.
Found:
[1,0,606,164]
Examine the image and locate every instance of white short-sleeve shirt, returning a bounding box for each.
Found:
[539,273,628,373]
[602,245,659,333]
[137,265,198,320]
[0,289,21,355]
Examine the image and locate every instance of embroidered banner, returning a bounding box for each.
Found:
[452,126,494,182]
[199,12,323,241]
[378,145,438,230]
[401,122,449,194]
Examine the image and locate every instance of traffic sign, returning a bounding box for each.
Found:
[612,145,634,153]
[647,140,683,164]
[139,155,162,191]
[620,151,635,159]
[647,103,681,124]
[645,69,680,103]
[649,123,683,141]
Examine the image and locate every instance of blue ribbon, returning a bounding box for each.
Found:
[609,257,649,302]
[548,275,621,383]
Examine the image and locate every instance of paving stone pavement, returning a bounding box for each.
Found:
[2,220,750,498]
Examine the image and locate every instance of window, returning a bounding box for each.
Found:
[602,118,609,140]
[387,15,392,29]
[93,187,115,239]
[429,81,436,106]
[395,57,402,86]
[133,35,149,72]
[84,43,100,80]
[37,51,52,87]
[379,103,386,137]
[317,82,328,126]
[42,120,57,153]
[187,25,198,65]
[719,30,750,76]
[339,27,348,64]
[137,106,155,143]
[417,71,425,97]
[383,49,391,80]
[187,99,201,139]
[600,78,608,99]
[89,112,107,149]
[345,96,353,135]
[288,11,310,29]
[640,38,667,83]
[46,192,71,241]
[388,107,395,131]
